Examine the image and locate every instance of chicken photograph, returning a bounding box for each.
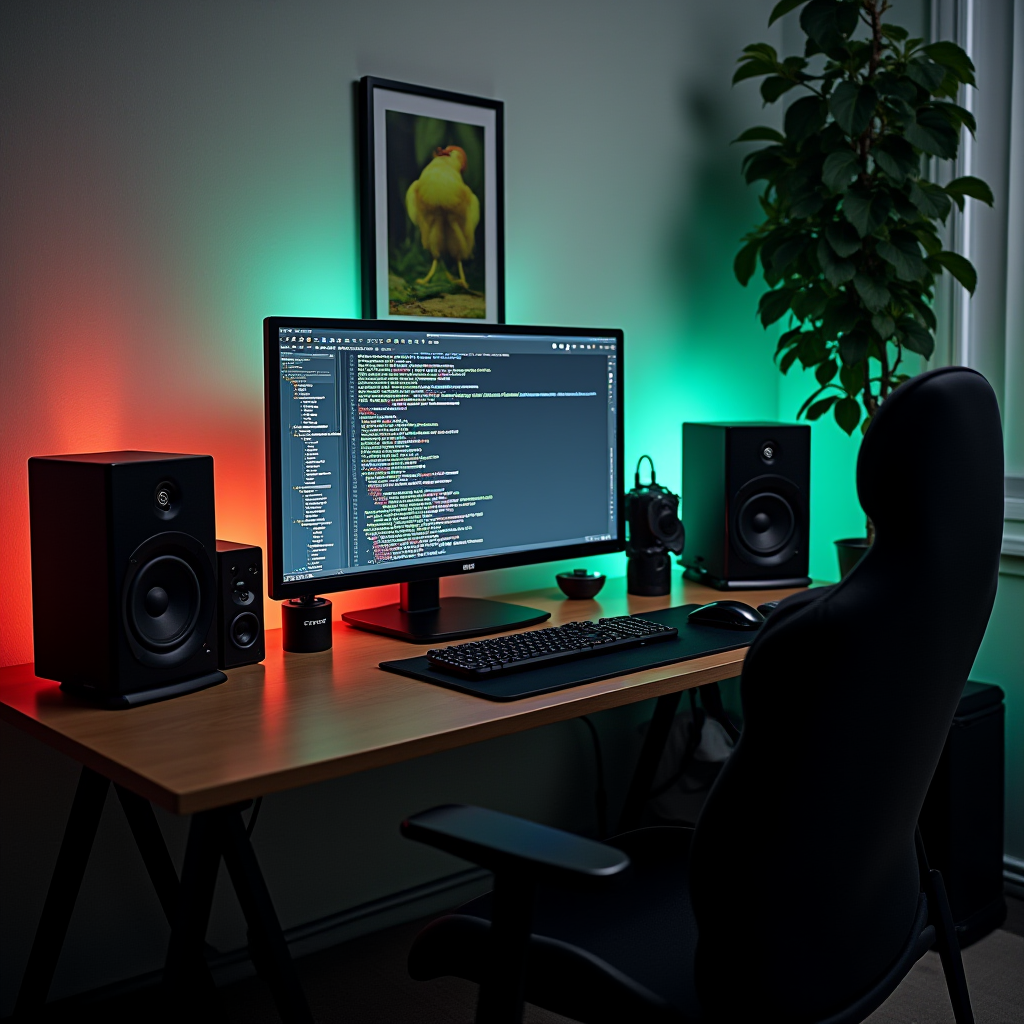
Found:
[385,112,486,318]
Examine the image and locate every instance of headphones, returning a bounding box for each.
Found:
[624,456,685,556]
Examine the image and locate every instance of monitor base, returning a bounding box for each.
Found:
[343,596,550,643]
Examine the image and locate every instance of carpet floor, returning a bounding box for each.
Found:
[37,897,1024,1023]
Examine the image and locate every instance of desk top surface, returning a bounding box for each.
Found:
[0,576,802,814]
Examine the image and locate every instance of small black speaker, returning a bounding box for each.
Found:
[28,451,226,707]
[681,423,811,589]
[216,540,265,669]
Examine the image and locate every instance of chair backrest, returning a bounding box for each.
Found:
[689,367,1003,1022]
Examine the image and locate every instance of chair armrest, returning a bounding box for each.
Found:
[401,804,630,885]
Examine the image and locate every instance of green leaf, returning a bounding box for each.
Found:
[904,107,959,159]
[761,76,798,103]
[923,41,976,86]
[769,0,809,26]
[784,95,827,143]
[759,287,796,327]
[877,233,927,282]
[797,384,829,417]
[801,0,858,53]
[733,58,778,85]
[908,224,939,258]
[815,360,838,385]
[944,175,994,207]
[733,126,786,144]
[872,312,896,340]
[791,285,828,320]
[830,80,878,137]
[776,327,803,353]
[816,235,856,286]
[839,328,869,366]
[933,71,962,100]
[909,180,952,220]
[798,331,828,366]
[835,396,862,435]
[905,57,946,93]
[822,149,860,193]
[898,317,935,357]
[772,236,807,274]
[821,299,860,341]
[742,43,781,61]
[932,250,978,294]
[734,239,762,286]
[881,23,909,42]
[806,395,839,420]
[842,185,893,237]
[790,189,825,217]
[873,135,917,184]
[780,347,801,373]
[875,73,917,103]
[933,102,977,136]
[744,148,786,184]
[853,273,892,313]
[903,294,937,330]
[840,362,863,395]
[825,219,861,258]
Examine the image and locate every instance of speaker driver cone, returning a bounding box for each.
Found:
[737,493,795,556]
[129,555,202,650]
[122,532,216,669]
[230,611,260,649]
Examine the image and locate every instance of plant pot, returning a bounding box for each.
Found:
[835,537,870,578]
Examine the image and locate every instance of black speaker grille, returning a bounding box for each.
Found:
[121,532,216,668]
[736,493,795,556]
[731,475,805,567]
[128,555,201,650]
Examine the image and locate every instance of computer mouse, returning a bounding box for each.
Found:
[687,600,765,631]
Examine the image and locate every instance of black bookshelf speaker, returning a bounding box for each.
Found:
[28,452,226,707]
[681,423,811,589]
[216,540,265,669]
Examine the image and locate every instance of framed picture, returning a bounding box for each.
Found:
[359,76,504,323]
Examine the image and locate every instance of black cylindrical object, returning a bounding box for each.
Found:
[281,596,333,653]
[920,680,1006,947]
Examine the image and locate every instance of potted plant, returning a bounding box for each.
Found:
[732,0,992,574]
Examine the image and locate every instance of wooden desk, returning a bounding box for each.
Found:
[0,575,797,817]
[0,575,802,1022]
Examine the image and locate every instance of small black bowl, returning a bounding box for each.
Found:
[556,569,606,599]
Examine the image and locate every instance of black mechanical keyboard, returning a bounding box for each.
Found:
[426,616,678,679]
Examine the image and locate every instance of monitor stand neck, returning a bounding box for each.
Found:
[400,579,440,614]
[341,577,550,644]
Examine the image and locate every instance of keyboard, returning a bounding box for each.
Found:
[426,616,678,679]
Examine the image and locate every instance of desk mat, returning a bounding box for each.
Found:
[378,604,758,701]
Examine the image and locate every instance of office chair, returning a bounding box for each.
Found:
[401,366,1004,1024]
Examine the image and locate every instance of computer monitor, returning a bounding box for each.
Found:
[264,317,624,642]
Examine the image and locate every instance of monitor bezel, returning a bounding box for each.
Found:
[264,317,625,602]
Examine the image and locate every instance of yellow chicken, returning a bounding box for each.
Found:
[405,145,480,290]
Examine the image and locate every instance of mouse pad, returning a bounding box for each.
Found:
[378,604,760,701]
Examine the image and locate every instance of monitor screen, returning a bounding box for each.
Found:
[264,318,624,600]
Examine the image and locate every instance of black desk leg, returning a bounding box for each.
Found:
[618,691,681,833]
[163,810,223,1011]
[220,809,316,1024]
[14,767,110,1018]
[115,785,181,924]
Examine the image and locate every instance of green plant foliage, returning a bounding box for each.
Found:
[733,0,993,435]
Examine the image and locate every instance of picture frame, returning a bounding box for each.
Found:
[359,76,505,323]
